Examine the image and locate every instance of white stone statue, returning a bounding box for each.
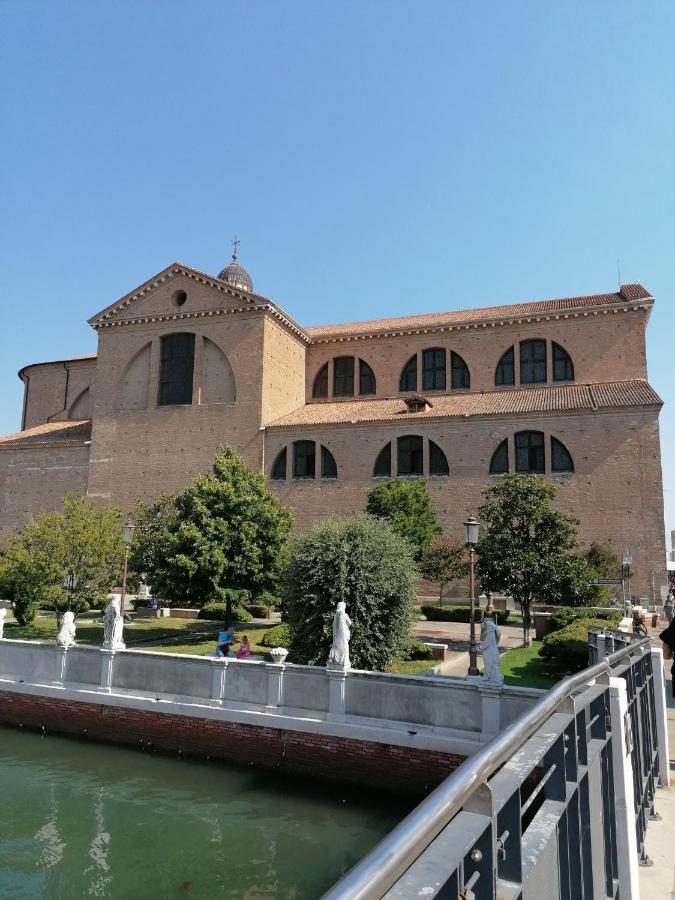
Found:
[327,601,352,670]
[102,596,125,650]
[480,615,503,685]
[56,611,76,648]
[0,608,6,639]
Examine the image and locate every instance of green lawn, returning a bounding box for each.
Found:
[3,615,226,648]
[387,658,436,676]
[500,640,565,690]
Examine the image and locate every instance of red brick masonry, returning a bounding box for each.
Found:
[0,689,464,796]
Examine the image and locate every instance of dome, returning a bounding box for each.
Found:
[218,250,253,293]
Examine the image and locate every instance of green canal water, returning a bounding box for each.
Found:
[0,727,410,899]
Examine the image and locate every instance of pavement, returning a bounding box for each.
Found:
[639,667,675,898]
[411,619,525,677]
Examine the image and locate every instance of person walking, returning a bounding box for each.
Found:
[659,617,675,699]
[665,591,675,624]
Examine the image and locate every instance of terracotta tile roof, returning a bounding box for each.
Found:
[266,380,662,428]
[0,420,92,449]
[306,283,653,339]
[18,354,97,378]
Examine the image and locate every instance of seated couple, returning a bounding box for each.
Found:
[215,626,251,659]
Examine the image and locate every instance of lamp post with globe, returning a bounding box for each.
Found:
[464,515,480,676]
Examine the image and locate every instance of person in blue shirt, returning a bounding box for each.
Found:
[216,625,235,657]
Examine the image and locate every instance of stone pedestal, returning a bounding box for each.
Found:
[210,658,228,702]
[266,662,285,709]
[99,649,115,693]
[327,668,348,721]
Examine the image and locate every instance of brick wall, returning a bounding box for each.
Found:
[0,689,464,796]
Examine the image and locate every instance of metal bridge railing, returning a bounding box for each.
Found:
[322,637,661,900]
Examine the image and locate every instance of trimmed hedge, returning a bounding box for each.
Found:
[421,605,510,626]
[541,618,610,672]
[549,607,622,634]
[401,638,434,662]
[260,623,292,648]
[198,601,253,623]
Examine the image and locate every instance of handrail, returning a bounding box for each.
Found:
[322,638,650,900]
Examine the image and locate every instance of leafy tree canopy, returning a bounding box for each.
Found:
[284,514,418,670]
[365,478,441,558]
[476,475,597,643]
[0,495,124,623]
[420,536,468,604]
[130,448,293,614]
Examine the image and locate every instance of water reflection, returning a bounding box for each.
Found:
[0,727,408,898]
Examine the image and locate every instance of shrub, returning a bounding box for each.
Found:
[548,607,622,633]
[421,605,485,624]
[541,618,610,673]
[285,514,418,671]
[198,601,252,623]
[248,590,279,618]
[260,623,292,648]
[401,638,434,661]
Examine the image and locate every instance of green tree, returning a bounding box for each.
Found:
[0,495,124,623]
[284,514,418,671]
[365,478,441,558]
[476,474,596,646]
[131,447,292,622]
[421,536,468,605]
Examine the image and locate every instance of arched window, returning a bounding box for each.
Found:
[495,347,515,386]
[429,440,449,476]
[373,443,392,477]
[271,448,287,480]
[399,355,417,392]
[158,333,195,406]
[520,340,547,384]
[450,352,470,390]
[293,440,316,478]
[422,348,446,391]
[397,435,423,476]
[552,343,574,382]
[551,437,574,473]
[359,360,376,396]
[321,445,337,479]
[312,363,328,398]
[515,431,545,473]
[333,357,354,396]
[489,439,509,474]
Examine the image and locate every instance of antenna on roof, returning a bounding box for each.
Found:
[231,235,240,262]
[617,256,622,288]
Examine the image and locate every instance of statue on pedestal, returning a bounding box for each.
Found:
[102,596,125,650]
[480,614,503,685]
[56,611,77,648]
[0,608,6,639]
[327,601,352,670]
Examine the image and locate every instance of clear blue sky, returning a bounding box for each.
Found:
[1,1,673,547]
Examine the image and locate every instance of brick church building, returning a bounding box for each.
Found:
[0,252,666,597]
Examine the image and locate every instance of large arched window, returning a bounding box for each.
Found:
[399,355,417,392]
[359,360,376,395]
[520,340,547,384]
[397,435,424,476]
[333,357,355,396]
[321,445,338,479]
[515,430,545,473]
[551,437,574,473]
[489,439,509,474]
[293,440,316,478]
[552,343,574,382]
[373,443,392,477]
[271,448,287,480]
[495,347,515,386]
[450,352,470,390]
[158,333,195,406]
[429,440,449,476]
[422,348,446,391]
[312,363,328,398]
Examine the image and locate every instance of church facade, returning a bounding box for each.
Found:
[0,254,666,598]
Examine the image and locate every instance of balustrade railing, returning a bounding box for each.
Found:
[323,637,665,900]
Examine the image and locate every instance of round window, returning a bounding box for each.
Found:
[172,289,187,308]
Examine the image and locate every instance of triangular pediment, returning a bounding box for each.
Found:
[88,263,267,327]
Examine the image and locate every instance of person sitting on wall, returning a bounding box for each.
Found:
[216,625,235,657]
[236,635,251,659]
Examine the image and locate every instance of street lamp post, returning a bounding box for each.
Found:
[464,515,480,677]
[120,519,135,615]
